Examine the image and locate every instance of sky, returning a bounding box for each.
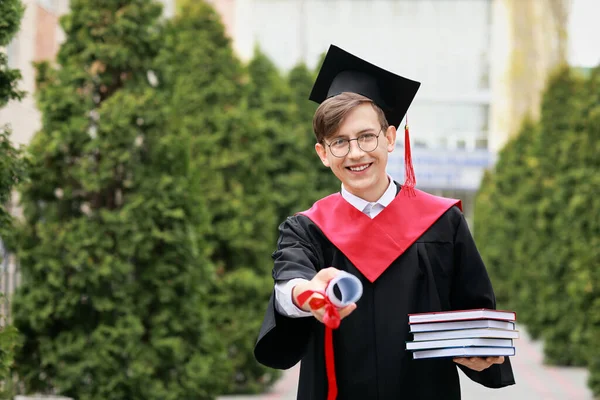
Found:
[568,0,600,67]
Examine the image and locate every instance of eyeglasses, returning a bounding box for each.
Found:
[324,130,383,158]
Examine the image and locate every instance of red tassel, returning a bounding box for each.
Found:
[403,116,416,197]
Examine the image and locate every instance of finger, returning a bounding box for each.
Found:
[454,358,484,371]
[453,358,472,366]
[339,303,357,319]
[466,361,486,372]
[472,358,495,371]
[487,356,505,364]
[316,267,339,283]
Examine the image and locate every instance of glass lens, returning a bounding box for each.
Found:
[358,134,379,152]
[330,138,349,157]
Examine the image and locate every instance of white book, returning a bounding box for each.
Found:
[413,346,516,360]
[412,328,520,342]
[406,337,513,351]
[409,309,516,324]
[410,319,516,333]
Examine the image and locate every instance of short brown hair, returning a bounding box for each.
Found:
[312,92,389,143]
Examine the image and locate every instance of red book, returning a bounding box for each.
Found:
[408,309,516,324]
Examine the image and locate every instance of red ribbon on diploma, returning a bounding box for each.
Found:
[297,289,341,400]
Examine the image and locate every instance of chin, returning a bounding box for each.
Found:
[344,177,374,192]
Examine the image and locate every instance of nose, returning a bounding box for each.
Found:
[347,140,365,159]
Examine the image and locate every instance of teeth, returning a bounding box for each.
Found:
[350,164,369,172]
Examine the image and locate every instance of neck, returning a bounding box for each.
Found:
[345,176,390,202]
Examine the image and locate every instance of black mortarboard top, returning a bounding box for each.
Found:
[309,45,421,129]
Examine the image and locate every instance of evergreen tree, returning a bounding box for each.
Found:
[474,118,539,311]
[0,0,24,106]
[476,67,586,348]
[577,66,600,399]
[12,1,226,399]
[522,67,588,364]
[159,7,277,275]
[0,0,25,395]
[157,4,279,394]
[287,63,339,202]
[546,66,600,386]
[475,64,600,395]
[246,48,299,223]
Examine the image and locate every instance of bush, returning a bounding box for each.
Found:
[475,65,600,396]
[12,1,225,399]
[0,0,26,396]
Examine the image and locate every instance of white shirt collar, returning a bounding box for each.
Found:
[341,176,396,213]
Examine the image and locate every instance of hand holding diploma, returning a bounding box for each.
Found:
[292,267,360,324]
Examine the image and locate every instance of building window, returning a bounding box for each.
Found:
[475,137,489,150]
[37,0,57,13]
[6,38,19,68]
[413,140,428,149]
[480,104,490,134]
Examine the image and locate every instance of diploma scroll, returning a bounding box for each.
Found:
[326,271,363,308]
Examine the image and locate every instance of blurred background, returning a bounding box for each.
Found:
[0,0,598,399]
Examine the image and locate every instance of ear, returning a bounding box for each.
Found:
[385,126,397,153]
[315,142,330,167]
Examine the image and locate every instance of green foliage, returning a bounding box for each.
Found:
[0,0,24,46]
[157,2,281,395]
[158,5,338,393]
[474,118,540,313]
[247,49,308,227]
[158,3,338,393]
[475,65,600,396]
[12,0,339,397]
[0,318,20,396]
[0,0,25,106]
[0,128,27,249]
[209,269,276,394]
[0,0,26,396]
[574,66,600,398]
[12,1,226,399]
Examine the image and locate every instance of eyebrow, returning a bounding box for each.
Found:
[332,128,379,139]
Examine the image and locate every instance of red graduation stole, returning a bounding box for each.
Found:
[299,188,462,282]
[296,188,461,400]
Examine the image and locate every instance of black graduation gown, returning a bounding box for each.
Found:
[254,185,515,399]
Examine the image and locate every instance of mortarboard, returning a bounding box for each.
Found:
[309,44,421,194]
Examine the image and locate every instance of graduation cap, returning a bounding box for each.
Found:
[309,44,421,193]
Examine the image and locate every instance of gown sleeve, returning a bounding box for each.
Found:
[254,216,322,369]
[450,208,516,388]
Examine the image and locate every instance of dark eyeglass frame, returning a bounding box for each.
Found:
[323,129,384,158]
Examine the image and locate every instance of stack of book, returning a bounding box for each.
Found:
[406,309,518,360]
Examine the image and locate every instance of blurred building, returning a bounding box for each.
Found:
[0,0,590,216]
[206,0,577,220]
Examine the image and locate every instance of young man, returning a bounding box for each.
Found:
[254,45,515,399]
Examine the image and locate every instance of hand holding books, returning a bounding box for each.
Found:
[453,355,506,371]
[406,308,518,362]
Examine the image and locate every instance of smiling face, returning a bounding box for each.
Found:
[315,102,396,202]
